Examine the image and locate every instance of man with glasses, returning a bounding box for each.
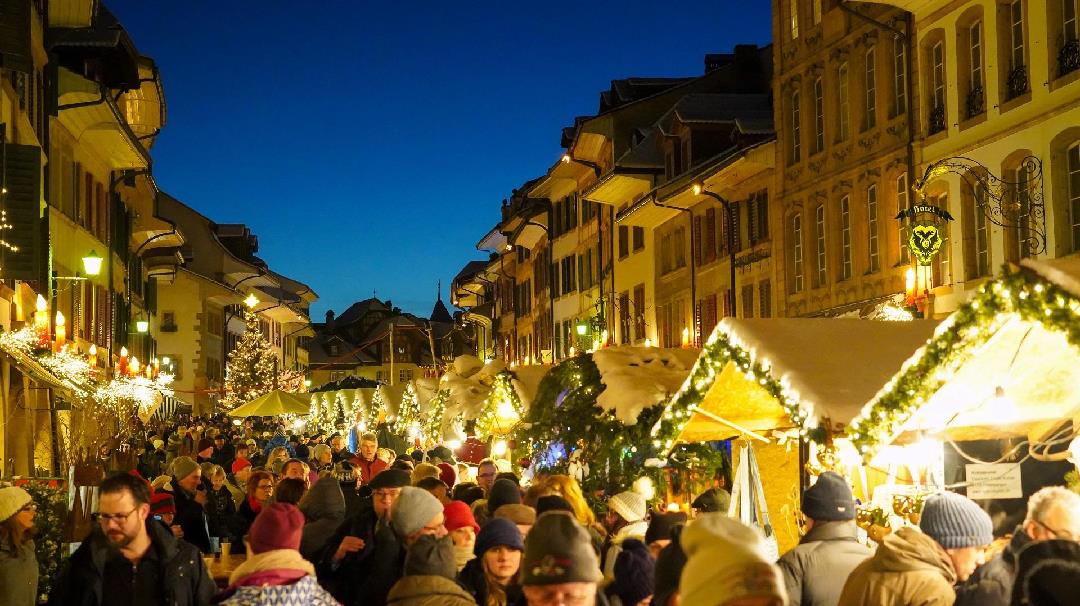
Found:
[319,468,410,606]
[476,458,498,496]
[49,473,214,606]
[957,485,1080,606]
[170,456,212,553]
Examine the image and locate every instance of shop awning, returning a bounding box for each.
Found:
[662,318,939,446]
[57,68,149,169]
[849,258,1080,456]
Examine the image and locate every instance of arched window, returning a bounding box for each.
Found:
[1068,141,1080,251]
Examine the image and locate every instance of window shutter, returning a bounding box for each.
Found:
[0,1,33,73]
[0,142,42,281]
[705,208,717,261]
[693,216,703,266]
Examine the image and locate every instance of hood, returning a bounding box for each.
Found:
[872,526,957,584]
[300,476,346,521]
[388,574,476,603]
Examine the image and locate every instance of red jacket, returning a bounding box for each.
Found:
[353,456,387,485]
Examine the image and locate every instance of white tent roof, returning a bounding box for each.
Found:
[1022,256,1080,298]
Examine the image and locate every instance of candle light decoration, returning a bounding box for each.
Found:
[54,311,66,351]
[33,295,50,350]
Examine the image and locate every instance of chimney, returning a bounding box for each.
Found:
[325,309,336,330]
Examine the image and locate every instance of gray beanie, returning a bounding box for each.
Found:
[392,486,444,539]
[171,456,199,481]
[919,491,993,549]
[522,512,602,586]
[802,471,855,521]
[404,534,457,579]
[312,444,331,462]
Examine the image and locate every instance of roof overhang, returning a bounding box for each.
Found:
[57,68,150,169]
[583,169,656,206]
[526,160,588,200]
[864,0,944,14]
[476,225,507,252]
[48,0,95,28]
[616,193,680,228]
[120,57,166,148]
[49,7,141,90]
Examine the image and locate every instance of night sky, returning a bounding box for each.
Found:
[107,2,772,318]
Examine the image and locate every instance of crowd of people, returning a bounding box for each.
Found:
[0,414,1078,605]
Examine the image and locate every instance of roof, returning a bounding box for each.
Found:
[454,260,490,284]
[615,129,664,170]
[599,77,697,113]
[430,298,453,324]
[657,93,774,135]
[335,298,391,326]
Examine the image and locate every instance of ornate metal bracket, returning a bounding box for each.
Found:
[913,155,1046,256]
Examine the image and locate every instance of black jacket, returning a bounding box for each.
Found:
[955,526,1031,606]
[48,520,214,606]
[318,497,403,606]
[204,485,236,541]
[172,488,212,554]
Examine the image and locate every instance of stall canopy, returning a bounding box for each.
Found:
[849,258,1080,458]
[656,318,939,448]
[228,390,311,417]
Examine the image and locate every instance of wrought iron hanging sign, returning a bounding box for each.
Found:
[896,203,953,266]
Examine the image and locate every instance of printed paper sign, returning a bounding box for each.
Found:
[965,463,1022,500]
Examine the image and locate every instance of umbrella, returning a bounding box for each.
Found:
[228,390,311,417]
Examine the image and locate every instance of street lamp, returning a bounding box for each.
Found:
[81,250,103,276]
[135,315,149,334]
[691,183,737,319]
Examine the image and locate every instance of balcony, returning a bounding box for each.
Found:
[928,105,946,136]
[1060,39,1080,78]
[965,86,984,120]
[1006,65,1029,100]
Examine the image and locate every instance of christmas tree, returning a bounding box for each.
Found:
[221,309,279,409]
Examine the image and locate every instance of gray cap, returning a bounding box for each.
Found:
[391,486,444,539]
[522,512,602,586]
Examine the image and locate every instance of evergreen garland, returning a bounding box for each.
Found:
[476,371,524,438]
[19,479,67,602]
[221,310,279,409]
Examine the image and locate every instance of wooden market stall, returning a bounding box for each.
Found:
[847,258,1080,526]
[655,318,940,552]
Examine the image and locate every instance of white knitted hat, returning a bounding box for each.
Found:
[608,490,647,523]
[0,486,32,522]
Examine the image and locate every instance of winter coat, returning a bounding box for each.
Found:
[458,557,524,606]
[954,526,1029,606]
[777,521,872,606]
[354,456,388,486]
[216,549,338,606]
[48,520,215,606]
[602,519,648,580]
[233,497,262,540]
[299,477,346,562]
[206,485,238,541]
[387,574,478,606]
[173,486,213,553]
[0,535,38,606]
[837,526,958,606]
[317,498,403,606]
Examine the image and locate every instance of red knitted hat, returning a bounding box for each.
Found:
[443,500,479,533]
[437,463,457,488]
[231,458,252,474]
[150,492,175,515]
[248,503,304,554]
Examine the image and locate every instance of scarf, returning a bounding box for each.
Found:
[247,496,263,514]
[227,548,317,586]
[455,543,476,572]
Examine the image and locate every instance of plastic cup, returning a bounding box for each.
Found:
[220,542,231,558]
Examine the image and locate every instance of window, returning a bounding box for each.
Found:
[792,214,804,293]
[974,184,990,277]
[633,284,646,341]
[1070,142,1080,251]
[758,280,772,318]
[561,256,576,295]
[619,291,631,345]
[674,227,687,269]
[931,194,952,286]
[632,226,645,252]
[897,173,910,263]
[1010,0,1025,71]
[838,63,850,141]
[868,185,880,273]
[741,285,754,319]
[865,47,877,129]
[894,37,907,116]
[162,311,177,331]
[206,310,223,337]
[812,0,822,25]
[815,205,827,287]
[619,225,629,258]
[970,21,984,91]
[704,208,717,262]
[790,90,802,163]
[930,41,946,133]
[790,0,800,39]
[1004,164,1034,261]
[840,195,853,280]
[399,368,413,383]
[813,77,825,153]
[1067,0,1079,42]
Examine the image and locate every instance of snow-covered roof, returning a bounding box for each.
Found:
[1022,256,1080,299]
[593,346,701,425]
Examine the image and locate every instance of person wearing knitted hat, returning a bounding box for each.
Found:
[387,534,477,606]
[445,500,481,572]
[680,513,787,606]
[459,517,525,606]
[488,478,523,516]
[604,538,654,606]
[392,486,448,546]
[496,503,538,539]
[838,490,993,606]
[777,471,871,606]
[438,462,458,489]
[412,462,443,486]
[217,502,338,605]
[149,492,183,538]
[170,455,212,553]
[1010,538,1080,606]
[644,512,687,559]
[417,476,451,505]
[521,511,603,606]
[602,490,649,579]
[652,525,687,606]
[227,457,252,507]
[957,486,1080,606]
[195,437,214,463]
[0,486,38,606]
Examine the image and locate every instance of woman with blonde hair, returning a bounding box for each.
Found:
[542,474,606,554]
[0,486,38,606]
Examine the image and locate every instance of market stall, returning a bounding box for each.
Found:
[653,318,939,552]
[847,258,1080,529]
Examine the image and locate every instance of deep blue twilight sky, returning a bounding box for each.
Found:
[107,2,771,318]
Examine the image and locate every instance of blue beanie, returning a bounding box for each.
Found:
[613,539,654,606]
[475,517,524,555]
[919,491,993,549]
[802,471,855,521]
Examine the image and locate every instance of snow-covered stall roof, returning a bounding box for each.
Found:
[592,346,701,425]
[657,318,939,447]
[848,260,1080,457]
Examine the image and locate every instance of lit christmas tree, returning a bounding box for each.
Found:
[221,309,280,409]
